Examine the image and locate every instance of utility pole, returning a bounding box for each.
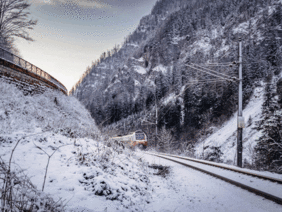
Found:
[155,89,158,148]
[237,38,244,168]
[123,121,126,135]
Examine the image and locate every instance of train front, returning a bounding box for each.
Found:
[134,130,148,149]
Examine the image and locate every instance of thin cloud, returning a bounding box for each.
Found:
[31,0,111,9]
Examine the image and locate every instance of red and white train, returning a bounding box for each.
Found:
[111,130,148,149]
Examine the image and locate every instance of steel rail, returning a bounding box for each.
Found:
[156,152,282,184]
[145,152,282,205]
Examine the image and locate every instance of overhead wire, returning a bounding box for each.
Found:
[146,14,255,127]
[156,78,229,123]
[151,9,263,128]
[158,55,238,125]
[218,46,235,60]
[183,79,228,85]
[203,62,232,64]
[186,64,226,80]
[145,75,232,126]
[191,63,238,81]
[185,64,236,82]
[200,62,233,65]
[200,63,235,67]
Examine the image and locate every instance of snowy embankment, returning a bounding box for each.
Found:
[0,135,154,211]
[0,81,156,211]
[195,84,265,165]
[0,80,97,137]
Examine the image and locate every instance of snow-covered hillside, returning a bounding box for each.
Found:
[1,81,281,212]
[3,131,281,212]
[71,1,282,155]
[0,82,154,211]
[0,80,98,137]
[195,84,265,166]
[0,134,155,211]
[0,81,185,211]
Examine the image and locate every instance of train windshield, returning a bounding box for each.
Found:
[135,132,145,140]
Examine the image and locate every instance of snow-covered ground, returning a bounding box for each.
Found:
[136,152,282,212]
[195,84,265,165]
[1,80,281,212]
[2,134,281,212]
[0,81,155,211]
[0,134,155,211]
[148,153,282,199]
[134,66,147,75]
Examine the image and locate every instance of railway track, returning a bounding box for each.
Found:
[145,152,282,205]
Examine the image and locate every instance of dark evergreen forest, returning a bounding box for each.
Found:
[71,0,282,173]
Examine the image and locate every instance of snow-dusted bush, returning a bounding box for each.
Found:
[0,80,99,137]
[181,141,196,157]
[157,127,174,153]
[0,158,65,211]
[0,132,156,211]
[73,143,152,210]
[204,146,223,163]
[0,81,158,211]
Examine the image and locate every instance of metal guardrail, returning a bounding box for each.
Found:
[0,47,68,94]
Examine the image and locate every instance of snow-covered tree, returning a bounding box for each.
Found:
[254,81,282,173]
[157,126,174,153]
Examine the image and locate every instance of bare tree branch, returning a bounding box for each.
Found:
[267,135,282,149]
[33,142,71,191]
[0,0,37,49]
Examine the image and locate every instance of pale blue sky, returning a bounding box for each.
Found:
[15,0,158,90]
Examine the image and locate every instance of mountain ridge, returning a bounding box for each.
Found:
[71,0,282,171]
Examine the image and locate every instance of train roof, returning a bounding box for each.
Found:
[135,130,144,133]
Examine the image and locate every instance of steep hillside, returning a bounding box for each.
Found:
[0,80,98,137]
[71,0,282,171]
[194,84,265,165]
[72,0,280,130]
[0,81,155,211]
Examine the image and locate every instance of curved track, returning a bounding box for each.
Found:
[0,47,67,95]
[146,152,282,205]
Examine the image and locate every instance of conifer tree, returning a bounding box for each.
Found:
[255,80,282,172]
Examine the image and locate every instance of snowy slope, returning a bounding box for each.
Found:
[0,135,154,212]
[1,81,281,212]
[195,84,265,165]
[2,132,281,212]
[0,80,98,137]
[0,81,154,211]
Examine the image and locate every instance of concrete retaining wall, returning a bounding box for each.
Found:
[0,58,67,95]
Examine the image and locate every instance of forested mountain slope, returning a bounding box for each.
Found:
[71,0,282,171]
